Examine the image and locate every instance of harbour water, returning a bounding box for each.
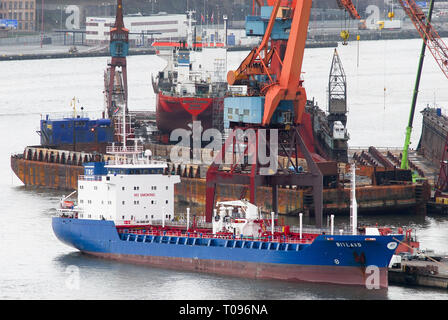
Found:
[1,38,448,300]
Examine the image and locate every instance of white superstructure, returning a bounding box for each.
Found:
[77,162,180,225]
[155,46,228,97]
[60,141,180,225]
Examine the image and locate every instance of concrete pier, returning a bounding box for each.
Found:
[389,260,448,290]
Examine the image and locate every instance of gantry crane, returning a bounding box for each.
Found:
[104,0,133,145]
[228,0,360,127]
[205,0,360,227]
[106,0,129,120]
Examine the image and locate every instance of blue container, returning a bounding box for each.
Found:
[224,96,294,128]
[245,16,266,36]
[40,117,114,146]
[245,10,291,40]
[224,97,264,128]
[227,34,235,46]
[260,6,273,19]
[437,108,442,116]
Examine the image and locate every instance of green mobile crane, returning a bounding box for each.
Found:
[400,0,435,182]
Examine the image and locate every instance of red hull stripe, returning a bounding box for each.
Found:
[85,251,389,288]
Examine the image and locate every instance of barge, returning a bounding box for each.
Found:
[11,144,430,216]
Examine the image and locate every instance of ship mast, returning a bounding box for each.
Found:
[186,10,196,48]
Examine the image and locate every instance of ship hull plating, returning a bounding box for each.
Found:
[52,217,401,288]
[156,92,224,133]
[87,251,388,287]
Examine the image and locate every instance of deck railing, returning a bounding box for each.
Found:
[118,228,316,244]
[78,175,102,181]
[117,226,329,244]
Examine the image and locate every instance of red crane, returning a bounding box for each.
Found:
[397,0,448,80]
[336,0,361,19]
[205,1,360,225]
[107,0,129,119]
[228,0,360,126]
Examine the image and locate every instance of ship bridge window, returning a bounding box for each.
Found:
[143,168,163,175]
[75,121,86,127]
[116,168,163,175]
[108,169,125,175]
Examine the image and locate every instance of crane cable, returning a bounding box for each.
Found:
[340,10,350,45]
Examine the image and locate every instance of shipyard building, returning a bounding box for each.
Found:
[85,13,187,46]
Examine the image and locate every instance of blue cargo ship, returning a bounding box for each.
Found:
[52,217,403,288]
[52,143,404,288]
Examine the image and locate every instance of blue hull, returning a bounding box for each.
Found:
[52,217,403,287]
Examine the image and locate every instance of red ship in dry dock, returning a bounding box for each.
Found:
[151,11,227,138]
[152,44,228,139]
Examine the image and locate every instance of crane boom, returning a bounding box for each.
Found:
[336,0,361,19]
[262,0,360,126]
[228,0,360,127]
[263,0,312,125]
[398,0,448,80]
